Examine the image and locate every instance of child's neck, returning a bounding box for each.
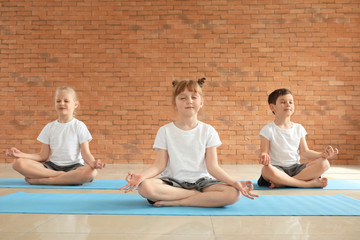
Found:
[174,116,198,130]
[274,117,292,129]
[57,116,74,123]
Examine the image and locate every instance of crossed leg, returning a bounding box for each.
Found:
[137,178,240,207]
[261,158,330,188]
[12,158,97,185]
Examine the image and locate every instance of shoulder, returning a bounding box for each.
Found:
[158,122,173,131]
[156,122,173,135]
[259,122,275,139]
[261,122,275,131]
[42,120,57,130]
[292,122,306,131]
[198,121,215,129]
[292,122,307,135]
[197,121,218,133]
[72,118,89,130]
[73,118,86,126]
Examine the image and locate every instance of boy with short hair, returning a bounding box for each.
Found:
[258,88,338,188]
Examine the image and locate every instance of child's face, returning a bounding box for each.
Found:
[175,89,203,117]
[270,94,294,117]
[55,90,79,118]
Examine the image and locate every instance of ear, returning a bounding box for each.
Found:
[269,103,275,113]
[75,101,79,109]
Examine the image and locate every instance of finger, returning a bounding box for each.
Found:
[241,191,254,200]
[249,193,259,198]
[125,173,134,182]
[12,148,20,153]
[247,182,254,191]
[249,191,259,197]
[119,183,130,191]
[124,185,137,193]
[125,175,131,182]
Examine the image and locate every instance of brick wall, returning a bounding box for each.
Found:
[1,0,359,165]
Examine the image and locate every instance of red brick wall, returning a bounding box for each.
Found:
[1,0,359,165]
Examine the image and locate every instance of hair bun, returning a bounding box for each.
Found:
[172,81,178,87]
[197,78,206,88]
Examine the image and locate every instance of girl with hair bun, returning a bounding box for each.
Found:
[121,78,257,207]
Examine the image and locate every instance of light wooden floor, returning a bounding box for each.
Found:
[1,163,359,240]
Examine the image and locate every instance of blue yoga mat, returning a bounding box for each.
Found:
[0,192,359,216]
[0,178,127,189]
[1,178,360,190]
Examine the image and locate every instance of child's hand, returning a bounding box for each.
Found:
[4,147,23,158]
[233,181,259,200]
[259,153,270,166]
[321,146,339,159]
[119,172,144,193]
[92,159,106,169]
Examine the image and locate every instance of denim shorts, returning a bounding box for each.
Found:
[42,161,84,172]
[257,163,307,187]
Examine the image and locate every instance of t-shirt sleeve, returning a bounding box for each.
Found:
[153,126,167,150]
[37,123,51,144]
[298,124,307,138]
[259,124,272,140]
[77,121,93,144]
[206,125,222,148]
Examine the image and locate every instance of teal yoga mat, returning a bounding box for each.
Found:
[1,178,360,190]
[0,192,359,216]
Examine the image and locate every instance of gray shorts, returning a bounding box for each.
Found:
[146,176,223,205]
[43,161,84,172]
[257,163,307,187]
[160,176,222,192]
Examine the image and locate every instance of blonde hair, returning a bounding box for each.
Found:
[55,86,79,116]
[171,78,205,105]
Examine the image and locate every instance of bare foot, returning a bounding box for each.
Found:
[153,200,181,207]
[25,177,82,186]
[25,177,50,185]
[269,181,286,189]
[309,177,328,188]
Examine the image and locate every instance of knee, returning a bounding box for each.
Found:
[137,179,155,198]
[12,158,26,171]
[261,164,275,177]
[320,158,330,172]
[224,187,241,206]
[81,168,97,183]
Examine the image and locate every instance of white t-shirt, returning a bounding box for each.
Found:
[153,121,222,182]
[259,121,307,167]
[37,118,92,166]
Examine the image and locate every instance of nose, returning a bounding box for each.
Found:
[186,97,193,104]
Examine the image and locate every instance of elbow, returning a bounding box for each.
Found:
[40,155,49,162]
[206,164,220,176]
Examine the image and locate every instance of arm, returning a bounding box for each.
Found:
[205,146,237,185]
[80,141,105,169]
[4,144,50,162]
[259,136,270,165]
[120,149,168,192]
[206,147,258,199]
[299,137,339,160]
